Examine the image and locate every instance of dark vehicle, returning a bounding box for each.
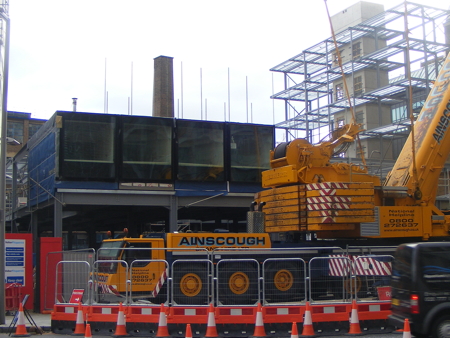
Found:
[388,242,450,338]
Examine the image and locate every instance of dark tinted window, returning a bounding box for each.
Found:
[177,120,224,181]
[60,113,116,180]
[124,242,152,267]
[98,241,124,260]
[229,124,273,182]
[121,116,172,181]
[418,246,450,291]
[391,245,413,289]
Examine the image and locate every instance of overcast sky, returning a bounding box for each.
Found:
[6,0,449,125]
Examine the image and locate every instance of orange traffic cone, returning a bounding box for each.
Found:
[252,303,266,337]
[402,319,411,338]
[185,324,193,338]
[72,302,85,336]
[11,303,30,337]
[205,303,218,337]
[112,302,129,337]
[301,302,315,337]
[291,322,299,338]
[156,303,170,338]
[347,300,363,335]
[84,324,92,338]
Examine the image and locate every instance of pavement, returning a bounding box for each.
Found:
[0,312,51,334]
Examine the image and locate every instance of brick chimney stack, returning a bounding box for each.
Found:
[153,55,174,118]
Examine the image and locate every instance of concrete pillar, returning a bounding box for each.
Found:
[153,55,174,118]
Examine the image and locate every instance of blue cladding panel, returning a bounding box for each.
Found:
[28,133,56,207]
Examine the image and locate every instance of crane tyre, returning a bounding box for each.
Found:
[265,261,304,302]
[173,265,208,305]
[218,262,258,305]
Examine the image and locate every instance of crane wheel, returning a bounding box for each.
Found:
[179,273,203,297]
[273,269,294,291]
[228,271,250,295]
[264,261,304,302]
[218,262,258,305]
[173,264,208,305]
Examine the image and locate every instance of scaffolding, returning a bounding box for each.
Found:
[271,2,449,147]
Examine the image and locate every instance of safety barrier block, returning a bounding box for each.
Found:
[215,306,256,325]
[88,305,121,320]
[127,305,160,323]
[50,302,393,335]
[51,304,82,334]
[168,306,209,324]
[124,305,161,336]
[86,305,121,335]
[263,306,303,324]
[311,304,350,322]
[358,303,391,320]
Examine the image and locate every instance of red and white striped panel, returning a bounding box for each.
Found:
[307,196,351,203]
[328,257,352,276]
[353,257,392,276]
[328,255,391,276]
[151,268,168,298]
[307,183,349,190]
[307,203,350,210]
[99,284,121,296]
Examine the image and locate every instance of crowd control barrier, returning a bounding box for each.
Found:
[49,246,396,335]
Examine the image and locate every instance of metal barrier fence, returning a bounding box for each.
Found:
[262,258,306,304]
[309,256,352,303]
[172,259,212,306]
[50,247,394,307]
[45,249,95,312]
[216,259,260,306]
[353,255,393,302]
[55,261,92,304]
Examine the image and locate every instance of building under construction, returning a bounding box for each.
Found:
[271,1,450,196]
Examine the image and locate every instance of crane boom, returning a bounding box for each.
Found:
[384,52,450,206]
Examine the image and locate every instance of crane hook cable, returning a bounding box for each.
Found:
[323,0,367,168]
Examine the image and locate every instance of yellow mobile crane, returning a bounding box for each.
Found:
[255,52,450,242]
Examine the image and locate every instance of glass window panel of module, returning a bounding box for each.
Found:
[61,113,116,179]
[121,116,172,181]
[230,124,273,182]
[177,120,224,181]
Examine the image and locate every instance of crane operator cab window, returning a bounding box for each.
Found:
[122,242,152,268]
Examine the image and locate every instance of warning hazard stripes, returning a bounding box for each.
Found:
[328,255,392,276]
[308,209,373,217]
[307,189,374,196]
[151,268,168,298]
[353,256,392,276]
[308,203,350,210]
[307,196,373,203]
[328,257,352,276]
[306,182,374,190]
[307,203,374,211]
[308,216,374,224]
